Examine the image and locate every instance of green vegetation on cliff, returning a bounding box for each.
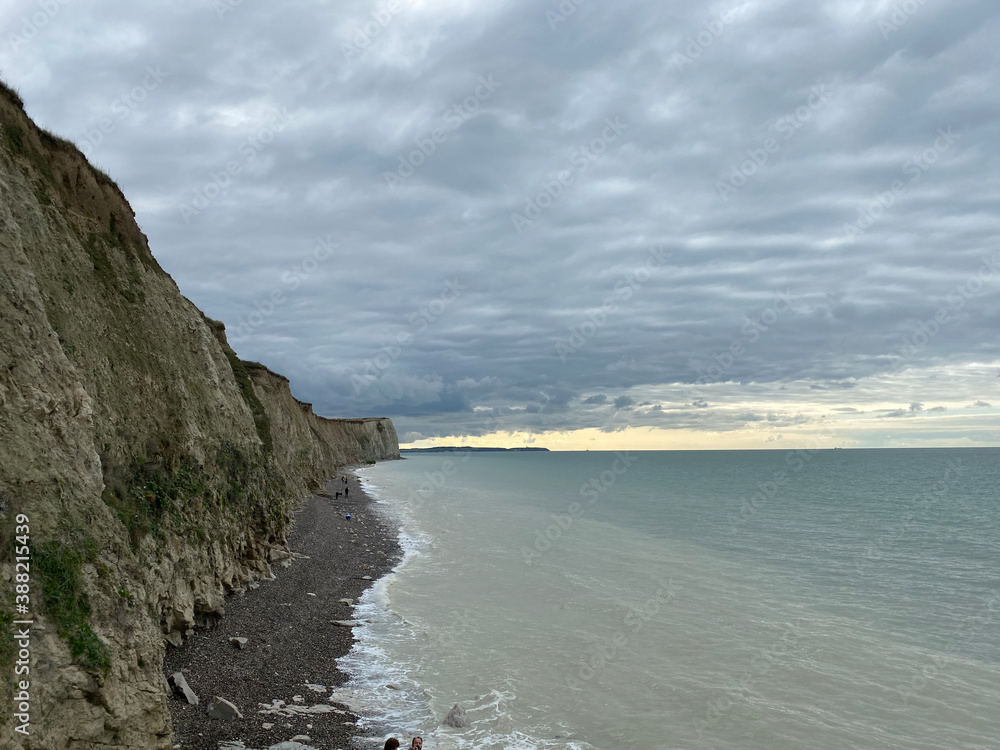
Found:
[225,351,274,453]
[102,445,207,550]
[101,438,289,552]
[204,317,274,453]
[3,121,54,184]
[0,79,23,107]
[35,540,111,674]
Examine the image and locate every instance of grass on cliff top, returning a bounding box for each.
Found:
[34,540,111,675]
[38,126,76,152]
[91,164,117,187]
[36,126,120,185]
[1,121,55,184]
[0,78,121,191]
[0,78,24,108]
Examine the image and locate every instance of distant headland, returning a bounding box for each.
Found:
[400,446,550,453]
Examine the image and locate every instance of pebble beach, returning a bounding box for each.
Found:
[164,472,401,750]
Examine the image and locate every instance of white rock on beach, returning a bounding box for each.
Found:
[229,637,249,649]
[169,672,199,705]
[338,598,353,605]
[331,620,362,627]
[258,699,343,717]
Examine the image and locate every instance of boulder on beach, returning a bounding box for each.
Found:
[206,696,244,720]
[169,672,199,705]
[230,637,249,649]
[442,703,469,728]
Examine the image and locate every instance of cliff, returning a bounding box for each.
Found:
[0,80,399,749]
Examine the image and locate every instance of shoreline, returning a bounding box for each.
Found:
[164,470,402,750]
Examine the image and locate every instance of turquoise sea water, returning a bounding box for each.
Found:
[337,449,1000,749]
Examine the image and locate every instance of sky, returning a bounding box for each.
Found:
[2,0,1000,450]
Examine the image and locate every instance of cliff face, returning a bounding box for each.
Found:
[0,83,398,750]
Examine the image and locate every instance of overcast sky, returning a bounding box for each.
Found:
[3,0,1000,449]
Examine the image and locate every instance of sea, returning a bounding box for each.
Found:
[334,449,1000,750]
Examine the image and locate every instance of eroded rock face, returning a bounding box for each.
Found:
[0,84,399,750]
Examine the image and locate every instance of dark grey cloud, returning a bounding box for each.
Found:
[3,0,1000,444]
[882,402,950,418]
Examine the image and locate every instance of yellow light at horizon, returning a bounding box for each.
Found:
[401,426,845,451]
[400,410,1000,451]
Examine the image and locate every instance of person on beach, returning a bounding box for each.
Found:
[410,737,423,750]
[384,739,400,750]
[345,486,349,496]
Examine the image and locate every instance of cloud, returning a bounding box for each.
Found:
[4,0,999,446]
[882,402,948,418]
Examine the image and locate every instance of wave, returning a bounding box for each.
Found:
[338,469,596,750]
